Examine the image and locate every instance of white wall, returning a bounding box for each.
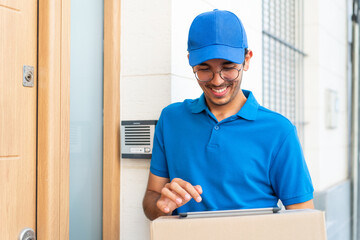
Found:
[303,0,349,191]
[120,0,172,239]
[120,0,349,239]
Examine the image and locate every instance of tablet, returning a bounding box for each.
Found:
[179,207,281,218]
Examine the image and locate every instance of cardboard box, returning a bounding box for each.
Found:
[150,209,327,240]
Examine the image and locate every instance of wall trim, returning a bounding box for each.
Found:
[103,0,121,239]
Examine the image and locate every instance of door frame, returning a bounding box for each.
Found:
[37,0,121,239]
[103,0,121,239]
[37,0,70,239]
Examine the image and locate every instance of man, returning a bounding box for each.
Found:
[143,9,314,221]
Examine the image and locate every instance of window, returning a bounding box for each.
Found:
[262,0,305,141]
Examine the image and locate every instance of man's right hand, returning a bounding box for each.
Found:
[143,173,203,220]
[156,178,203,214]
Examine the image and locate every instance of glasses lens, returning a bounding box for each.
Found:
[194,67,240,82]
[195,70,213,82]
[220,68,239,81]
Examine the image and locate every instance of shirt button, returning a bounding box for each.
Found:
[214,126,219,130]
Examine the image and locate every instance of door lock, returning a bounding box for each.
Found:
[23,65,34,87]
[18,227,36,240]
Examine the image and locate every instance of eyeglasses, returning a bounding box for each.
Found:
[193,67,242,82]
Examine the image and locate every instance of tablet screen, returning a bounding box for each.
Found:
[179,207,281,218]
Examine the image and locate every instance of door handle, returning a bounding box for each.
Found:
[18,227,36,240]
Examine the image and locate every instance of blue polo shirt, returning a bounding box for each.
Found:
[150,90,313,214]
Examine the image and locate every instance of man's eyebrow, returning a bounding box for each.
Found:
[222,61,235,65]
[198,63,210,66]
[198,61,235,66]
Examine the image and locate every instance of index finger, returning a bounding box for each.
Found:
[176,179,202,203]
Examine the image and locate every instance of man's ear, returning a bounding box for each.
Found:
[187,53,189,60]
[243,49,253,71]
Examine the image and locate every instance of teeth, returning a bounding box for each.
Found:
[212,87,227,93]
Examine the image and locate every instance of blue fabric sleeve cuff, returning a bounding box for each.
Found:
[281,192,314,206]
[150,166,169,178]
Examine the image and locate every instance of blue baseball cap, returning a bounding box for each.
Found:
[187,9,248,67]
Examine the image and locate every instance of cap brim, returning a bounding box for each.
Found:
[189,45,245,67]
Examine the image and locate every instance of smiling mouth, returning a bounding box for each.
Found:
[212,87,227,93]
[209,85,230,97]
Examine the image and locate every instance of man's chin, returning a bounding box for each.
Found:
[207,97,231,107]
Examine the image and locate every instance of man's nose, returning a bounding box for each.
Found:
[210,71,225,86]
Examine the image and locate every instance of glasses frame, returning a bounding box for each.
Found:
[193,66,243,83]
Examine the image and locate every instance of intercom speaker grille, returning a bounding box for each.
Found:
[124,126,151,146]
[121,120,157,159]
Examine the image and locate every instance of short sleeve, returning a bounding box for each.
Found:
[270,126,314,206]
[150,110,169,178]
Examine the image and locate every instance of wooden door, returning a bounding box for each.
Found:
[0,0,38,239]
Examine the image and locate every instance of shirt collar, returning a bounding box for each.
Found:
[236,90,259,120]
[190,93,207,114]
[190,89,259,121]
